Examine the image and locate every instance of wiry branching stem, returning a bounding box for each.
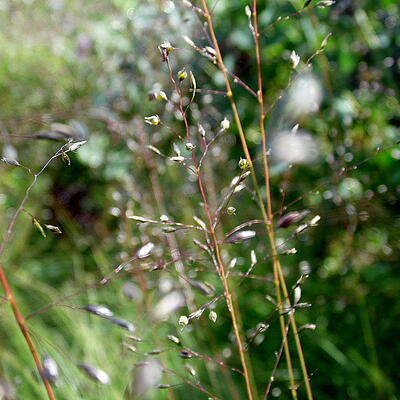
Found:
[165,54,255,400]
[0,144,75,400]
[196,170,256,400]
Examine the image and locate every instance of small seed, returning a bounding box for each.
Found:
[82,304,114,318]
[108,317,135,331]
[179,350,192,359]
[77,363,110,384]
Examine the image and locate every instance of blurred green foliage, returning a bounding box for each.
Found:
[0,0,399,399]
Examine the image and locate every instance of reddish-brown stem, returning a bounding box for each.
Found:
[264,320,291,399]
[164,368,221,399]
[165,53,255,400]
[261,5,314,34]
[196,174,255,400]
[0,264,56,400]
[227,70,258,98]
[165,59,191,142]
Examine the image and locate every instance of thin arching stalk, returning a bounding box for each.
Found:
[252,2,313,398]
[0,144,75,400]
[0,265,56,400]
[264,319,291,399]
[252,1,298,393]
[199,0,313,398]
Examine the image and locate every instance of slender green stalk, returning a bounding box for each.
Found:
[200,1,313,398]
[251,2,298,397]
[251,2,313,398]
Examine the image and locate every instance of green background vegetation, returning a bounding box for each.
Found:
[0,0,399,399]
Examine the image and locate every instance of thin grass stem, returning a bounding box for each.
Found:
[0,265,56,400]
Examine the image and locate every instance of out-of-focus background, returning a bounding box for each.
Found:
[0,0,399,399]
